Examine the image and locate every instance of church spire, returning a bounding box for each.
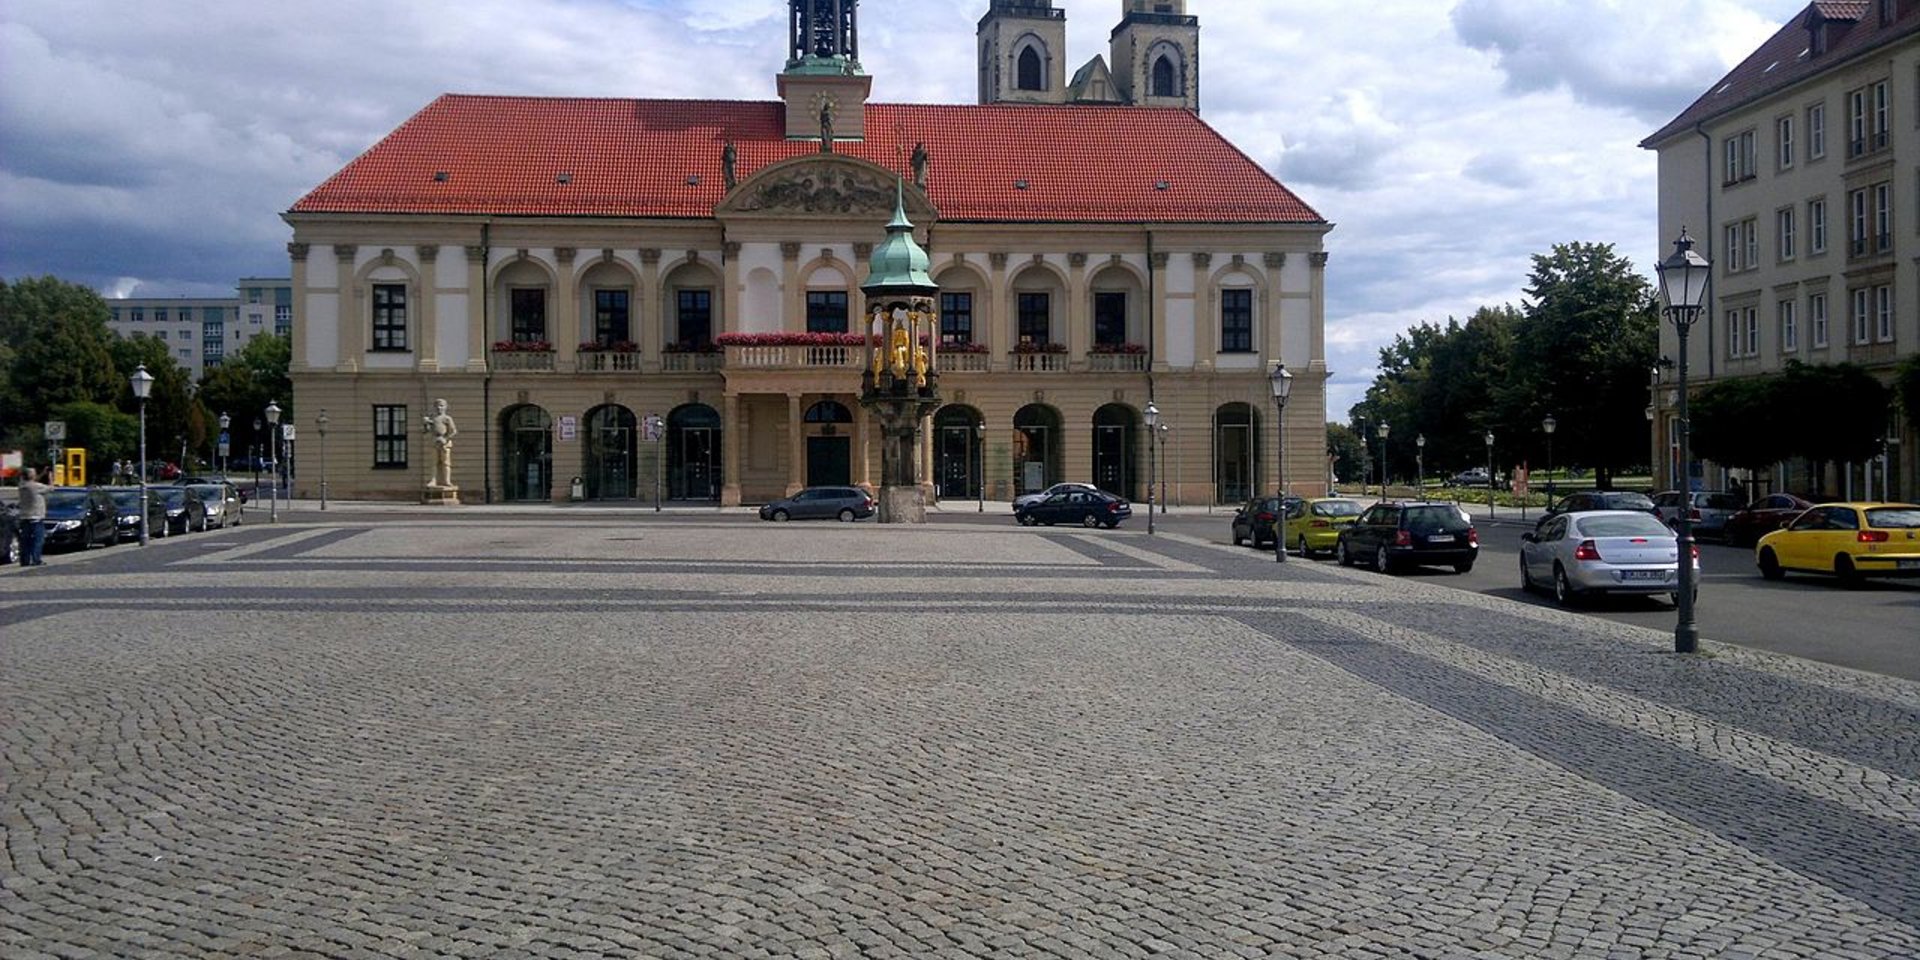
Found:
[779,0,872,141]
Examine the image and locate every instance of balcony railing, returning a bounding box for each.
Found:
[491,350,555,372]
[1087,353,1148,373]
[661,352,723,373]
[941,352,991,373]
[725,344,864,371]
[1009,352,1069,373]
[580,351,641,373]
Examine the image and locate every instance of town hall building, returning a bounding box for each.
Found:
[284,0,1332,506]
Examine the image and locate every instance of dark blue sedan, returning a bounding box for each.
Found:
[1014,489,1132,528]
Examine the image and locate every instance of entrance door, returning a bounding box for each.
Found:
[1094,425,1127,497]
[677,428,718,500]
[807,436,852,487]
[593,426,632,499]
[938,425,974,498]
[501,406,553,502]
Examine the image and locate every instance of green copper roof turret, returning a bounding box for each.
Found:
[861,180,934,293]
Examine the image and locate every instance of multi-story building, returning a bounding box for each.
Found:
[1644,0,1917,501]
[105,279,293,380]
[283,0,1332,505]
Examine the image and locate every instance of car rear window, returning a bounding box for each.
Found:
[1576,514,1671,538]
[1700,494,1742,510]
[1313,500,1362,517]
[1405,505,1470,533]
[1603,493,1657,510]
[1864,508,1920,529]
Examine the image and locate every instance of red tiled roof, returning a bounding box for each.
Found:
[291,96,1322,224]
[1643,2,1918,147]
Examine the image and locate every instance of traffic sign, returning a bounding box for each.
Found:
[641,415,664,443]
[45,420,66,442]
[282,426,297,442]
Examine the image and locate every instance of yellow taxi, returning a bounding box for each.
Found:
[1755,502,1920,584]
[1282,497,1366,558]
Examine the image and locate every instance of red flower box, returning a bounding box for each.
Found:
[492,340,553,353]
[1089,343,1147,355]
[1012,341,1068,354]
[578,341,639,353]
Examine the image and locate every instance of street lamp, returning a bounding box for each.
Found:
[218,412,230,479]
[1375,422,1391,498]
[316,409,330,511]
[1655,228,1711,654]
[1269,363,1293,563]
[1415,433,1426,501]
[974,420,986,513]
[252,417,263,494]
[130,365,153,546]
[1158,422,1170,514]
[1542,414,1558,505]
[264,400,281,523]
[1144,401,1159,535]
[1484,430,1496,517]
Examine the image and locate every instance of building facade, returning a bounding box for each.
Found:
[106,279,292,379]
[284,1,1331,506]
[1644,0,1917,501]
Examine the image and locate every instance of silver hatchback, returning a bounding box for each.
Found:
[1651,490,1743,540]
[1520,510,1698,606]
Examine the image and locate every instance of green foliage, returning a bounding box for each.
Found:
[107,336,196,454]
[46,400,138,466]
[1,278,119,429]
[1685,361,1888,472]
[1897,355,1920,429]
[1326,423,1367,483]
[196,335,291,458]
[1690,377,1789,470]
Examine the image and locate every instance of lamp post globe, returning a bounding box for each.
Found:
[1654,228,1711,654]
[1144,401,1159,535]
[1415,434,1426,500]
[130,365,154,545]
[1375,421,1390,497]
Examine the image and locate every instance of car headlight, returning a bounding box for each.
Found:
[55,519,81,531]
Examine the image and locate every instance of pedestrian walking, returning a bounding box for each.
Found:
[17,466,49,567]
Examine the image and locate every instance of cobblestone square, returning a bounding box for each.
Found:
[3,517,1917,958]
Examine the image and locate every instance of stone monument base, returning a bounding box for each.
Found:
[877,485,926,524]
[422,486,461,506]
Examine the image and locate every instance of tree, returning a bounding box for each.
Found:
[1690,377,1791,472]
[1,277,119,432]
[1327,423,1367,484]
[107,336,195,465]
[1776,361,1888,467]
[46,400,138,470]
[196,334,291,460]
[1897,356,1920,432]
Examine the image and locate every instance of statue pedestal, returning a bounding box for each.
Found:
[877,485,926,524]
[422,486,461,506]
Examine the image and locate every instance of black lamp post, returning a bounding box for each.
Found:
[264,401,281,523]
[1270,362,1293,563]
[1375,422,1390,497]
[1415,433,1426,501]
[1656,229,1711,654]
[1542,414,1558,505]
[218,412,230,479]
[1484,430,1496,517]
[975,420,986,513]
[1158,422,1170,514]
[1144,401,1159,535]
[316,410,330,511]
[130,365,153,546]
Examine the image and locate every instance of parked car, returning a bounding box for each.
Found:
[758,486,876,522]
[1538,491,1660,529]
[1722,493,1815,547]
[1014,489,1132,528]
[153,486,208,536]
[1230,496,1292,548]
[1756,503,1920,584]
[1449,467,1495,488]
[1,502,17,565]
[1335,501,1478,574]
[1013,482,1102,511]
[1650,490,1744,540]
[185,482,244,529]
[104,487,170,541]
[1281,497,1365,558]
[43,487,119,551]
[1521,510,1698,606]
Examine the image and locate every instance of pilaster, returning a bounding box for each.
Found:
[1067,252,1089,365]
[639,249,663,371]
[787,393,805,496]
[721,393,743,506]
[722,242,743,337]
[1193,252,1214,364]
[465,245,489,372]
[1149,250,1170,371]
[989,252,1010,372]
[781,242,802,333]
[416,245,440,372]
[554,247,578,372]
[855,402,872,489]
[287,243,310,373]
[1309,252,1329,368]
[334,245,361,373]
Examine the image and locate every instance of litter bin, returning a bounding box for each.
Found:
[570,476,585,501]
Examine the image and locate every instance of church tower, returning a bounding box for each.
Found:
[1109,0,1200,112]
[977,1,1070,105]
[779,0,872,142]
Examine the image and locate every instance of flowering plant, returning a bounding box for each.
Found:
[662,340,720,354]
[492,339,553,352]
[942,341,991,354]
[715,332,868,347]
[578,340,639,353]
[1012,341,1068,354]
[1089,342,1147,355]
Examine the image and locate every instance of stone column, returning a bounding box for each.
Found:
[1067,252,1089,366]
[639,249,663,372]
[781,242,802,332]
[416,245,440,372]
[1308,252,1329,367]
[466,245,489,373]
[1149,250,1170,372]
[287,243,310,373]
[334,245,360,372]
[786,393,805,496]
[722,242,742,337]
[722,393,743,506]
[1193,252,1215,364]
[919,413,934,495]
[989,252,1010,372]
[553,247,578,372]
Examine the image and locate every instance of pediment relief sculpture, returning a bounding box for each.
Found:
[721,156,937,221]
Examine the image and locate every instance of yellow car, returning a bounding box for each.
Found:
[1282,497,1365,558]
[1755,502,1920,584]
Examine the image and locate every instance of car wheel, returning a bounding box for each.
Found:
[106,527,120,547]
[1,536,16,565]
[771,509,790,522]
[1335,540,1351,566]
[1519,555,1535,592]
[1297,535,1312,559]
[1081,514,1101,529]
[1017,513,1038,527]
[1553,565,1578,607]
[1231,528,1243,546]
[1374,545,1392,575]
[1757,548,1784,581]
[837,508,856,522]
[1453,561,1474,575]
[1834,554,1863,587]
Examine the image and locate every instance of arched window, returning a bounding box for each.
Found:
[1151,55,1178,98]
[804,401,853,424]
[1017,46,1044,91]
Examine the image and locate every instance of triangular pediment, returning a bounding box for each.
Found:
[717,154,938,221]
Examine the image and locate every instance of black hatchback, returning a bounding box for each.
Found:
[1336,501,1479,574]
[1014,489,1132,528]
[44,487,120,551]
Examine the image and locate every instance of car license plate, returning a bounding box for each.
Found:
[1428,535,1455,544]
[1899,560,1920,571]
[1621,570,1667,581]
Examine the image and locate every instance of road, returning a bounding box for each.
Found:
[1123,506,1920,682]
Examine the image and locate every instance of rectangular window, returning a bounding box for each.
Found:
[130,308,143,323]
[1725,310,1740,359]
[1875,181,1893,251]
[1777,115,1795,169]
[1809,101,1826,159]
[1093,292,1128,347]
[1017,292,1051,344]
[1724,224,1741,272]
[1810,198,1828,253]
[1745,307,1760,357]
[1220,289,1253,352]
[155,308,168,323]
[274,304,292,336]
[1743,218,1759,269]
[940,292,973,344]
[805,291,848,333]
[1778,207,1796,260]
[1873,80,1890,149]
[593,289,630,344]
[1780,299,1798,352]
[156,330,168,341]
[373,405,408,469]
[371,284,407,350]
[1850,188,1871,255]
[509,288,546,343]
[1852,288,1872,344]
[1877,284,1894,342]
[1850,88,1869,156]
[675,289,712,348]
[1723,129,1757,183]
[1811,292,1830,347]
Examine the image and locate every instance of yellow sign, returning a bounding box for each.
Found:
[61,448,86,486]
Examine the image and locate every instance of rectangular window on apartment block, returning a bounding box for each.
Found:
[1777,115,1794,169]
[1851,189,1871,255]
[1017,292,1051,344]
[1809,101,1826,159]
[1850,88,1869,156]
[1873,80,1891,148]
[1877,285,1894,342]
[1725,311,1740,359]
[675,289,712,348]
[372,284,408,351]
[805,291,849,334]
[1743,218,1759,269]
[1725,225,1742,272]
[1853,288,1872,344]
[373,405,408,469]
[1220,289,1254,353]
[593,289,630,344]
[1875,182,1893,251]
[940,292,973,345]
[1780,300,1798,352]
[1811,292,1829,347]
[1778,207,1796,260]
[1811,198,1828,253]
[1745,307,1760,357]
[155,309,168,323]
[510,288,546,343]
[1094,292,1129,347]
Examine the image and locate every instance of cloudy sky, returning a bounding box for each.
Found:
[0,0,1807,416]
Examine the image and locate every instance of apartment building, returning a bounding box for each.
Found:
[106,279,293,380]
[1644,0,1918,501]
